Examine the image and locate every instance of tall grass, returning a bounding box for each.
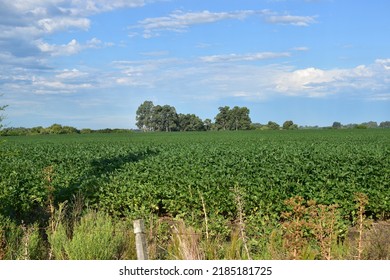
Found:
[46,206,136,260]
[1,191,389,259]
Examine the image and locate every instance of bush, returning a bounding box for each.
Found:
[48,210,131,260]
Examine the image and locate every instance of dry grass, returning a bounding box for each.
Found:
[364,221,390,259]
[170,220,204,260]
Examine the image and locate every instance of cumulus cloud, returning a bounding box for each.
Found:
[110,56,390,101]
[0,0,149,61]
[275,60,390,98]
[5,0,147,17]
[30,67,98,94]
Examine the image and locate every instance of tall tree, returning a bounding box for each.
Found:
[136,101,154,131]
[361,121,378,128]
[151,105,178,132]
[204,118,212,131]
[332,121,342,129]
[379,121,390,128]
[283,120,297,130]
[215,106,251,130]
[229,106,251,130]
[178,113,204,131]
[267,121,280,130]
[215,106,231,130]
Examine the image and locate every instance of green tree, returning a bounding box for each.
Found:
[332,121,342,129]
[282,120,297,130]
[379,121,390,128]
[62,126,79,134]
[267,121,280,130]
[215,106,231,130]
[229,106,251,130]
[204,118,212,131]
[47,124,64,134]
[151,105,178,132]
[136,101,155,131]
[178,114,204,131]
[30,126,46,135]
[283,120,293,130]
[215,106,251,131]
[361,121,378,128]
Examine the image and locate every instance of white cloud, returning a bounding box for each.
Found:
[68,0,147,15]
[291,46,310,51]
[275,67,338,96]
[130,9,318,38]
[31,75,94,95]
[375,59,390,70]
[38,17,90,33]
[37,38,102,56]
[261,9,317,26]
[264,14,317,26]
[275,60,390,97]
[200,52,290,63]
[0,0,150,61]
[8,0,147,16]
[55,68,88,79]
[110,56,390,101]
[131,10,256,37]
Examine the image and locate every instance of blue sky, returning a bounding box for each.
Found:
[1,0,389,129]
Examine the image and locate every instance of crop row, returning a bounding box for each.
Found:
[1,130,389,229]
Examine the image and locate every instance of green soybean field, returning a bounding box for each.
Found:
[1,129,390,259]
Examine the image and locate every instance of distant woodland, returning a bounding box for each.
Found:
[0,100,389,136]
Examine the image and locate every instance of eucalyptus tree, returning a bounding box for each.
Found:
[151,105,178,132]
[215,106,251,130]
[178,113,204,131]
[136,101,155,131]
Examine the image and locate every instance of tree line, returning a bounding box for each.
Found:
[136,101,255,132]
[1,98,389,136]
[332,121,390,129]
[0,124,133,136]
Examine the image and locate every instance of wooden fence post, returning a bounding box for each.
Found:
[133,219,148,260]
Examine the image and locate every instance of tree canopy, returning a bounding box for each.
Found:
[214,106,251,130]
[135,102,253,132]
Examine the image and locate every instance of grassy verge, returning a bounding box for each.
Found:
[1,192,389,260]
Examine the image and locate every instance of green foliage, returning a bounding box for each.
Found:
[48,210,129,260]
[136,101,206,132]
[0,216,46,260]
[267,121,280,130]
[0,130,390,259]
[178,113,205,131]
[0,124,135,136]
[282,120,298,130]
[379,121,390,128]
[332,121,342,129]
[136,100,155,131]
[1,130,389,225]
[151,105,179,132]
[0,215,24,259]
[21,223,46,260]
[215,106,251,130]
